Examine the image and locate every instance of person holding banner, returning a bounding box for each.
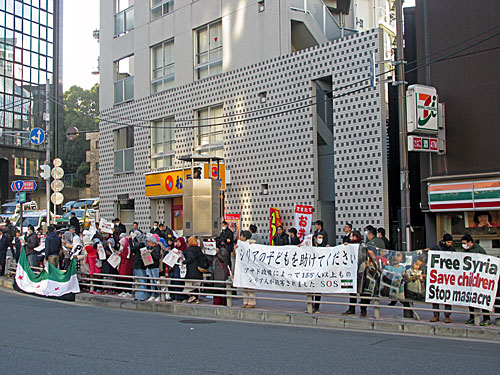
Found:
[249,224,262,245]
[272,226,289,246]
[461,234,491,326]
[429,233,455,323]
[312,233,328,313]
[313,220,328,247]
[239,231,256,308]
[288,228,301,245]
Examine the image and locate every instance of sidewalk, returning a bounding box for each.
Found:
[2,276,499,342]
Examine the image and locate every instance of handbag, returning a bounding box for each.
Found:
[197,253,210,273]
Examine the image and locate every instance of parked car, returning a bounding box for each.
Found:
[0,201,38,221]
[73,198,99,210]
[62,200,77,213]
[15,210,54,234]
[55,209,97,230]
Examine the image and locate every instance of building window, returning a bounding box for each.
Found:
[194,20,222,80]
[151,0,174,20]
[114,126,134,174]
[151,39,174,94]
[194,105,223,157]
[14,157,39,176]
[151,117,175,169]
[114,0,134,37]
[114,55,134,105]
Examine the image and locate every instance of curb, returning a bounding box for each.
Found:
[1,279,499,342]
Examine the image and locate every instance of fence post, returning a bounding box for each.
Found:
[474,308,481,326]
[306,295,313,314]
[226,281,233,307]
[373,299,380,319]
[89,277,94,293]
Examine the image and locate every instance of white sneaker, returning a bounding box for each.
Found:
[118,292,125,297]
[155,296,161,302]
[146,296,156,302]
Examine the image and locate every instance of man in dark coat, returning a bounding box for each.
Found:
[69,212,81,235]
[0,230,9,276]
[219,221,234,267]
[272,226,289,246]
[288,227,301,245]
[342,223,353,244]
[113,218,126,235]
[44,226,62,268]
[377,227,390,249]
[313,220,328,246]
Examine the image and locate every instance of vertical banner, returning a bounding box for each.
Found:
[294,204,313,241]
[270,207,282,245]
[225,213,241,242]
[425,251,500,311]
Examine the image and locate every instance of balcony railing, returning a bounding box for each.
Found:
[114,6,134,37]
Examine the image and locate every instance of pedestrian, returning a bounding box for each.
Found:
[366,227,385,248]
[377,227,391,249]
[311,233,328,313]
[239,231,256,308]
[144,235,162,302]
[220,221,234,267]
[129,222,142,235]
[118,233,134,297]
[131,233,150,301]
[249,224,263,244]
[288,227,301,245]
[342,223,353,244]
[180,236,204,304]
[24,225,40,268]
[159,223,174,240]
[343,231,368,316]
[272,225,289,246]
[313,220,328,246]
[150,221,161,236]
[44,226,61,268]
[5,219,16,258]
[62,226,76,270]
[14,229,22,263]
[461,234,491,326]
[0,229,9,276]
[212,244,230,305]
[113,218,126,235]
[169,237,187,302]
[429,233,454,323]
[69,212,81,235]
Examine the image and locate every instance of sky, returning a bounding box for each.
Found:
[61,0,416,92]
[62,0,100,92]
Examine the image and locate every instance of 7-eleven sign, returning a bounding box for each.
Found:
[407,85,439,133]
[408,135,439,153]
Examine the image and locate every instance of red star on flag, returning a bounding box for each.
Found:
[18,275,23,280]
[36,285,40,288]
[55,287,59,291]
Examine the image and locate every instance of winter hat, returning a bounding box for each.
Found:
[146,235,158,245]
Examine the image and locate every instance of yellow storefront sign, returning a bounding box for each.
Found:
[145,163,226,197]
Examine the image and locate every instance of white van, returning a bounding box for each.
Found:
[15,210,53,234]
[0,201,38,221]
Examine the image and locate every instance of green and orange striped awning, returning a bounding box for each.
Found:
[428,179,500,212]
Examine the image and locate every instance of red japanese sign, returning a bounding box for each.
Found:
[270,207,282,245]
[225,213,241,244]
[408,135,439,152]
[294,204,313,241]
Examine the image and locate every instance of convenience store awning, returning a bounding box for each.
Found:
[428,179,500,212]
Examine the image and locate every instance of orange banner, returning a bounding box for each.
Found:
[270,207,282,245]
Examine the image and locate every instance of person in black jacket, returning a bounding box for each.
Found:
[145,235,161,302]
[219,221,234,267]
[130,234,149,301]
[44,226,61,268]
[313,220,328,246]
[24,225,40,267]
[69,212,81,235]
[0,230,9,276]
[288,227,301,245]
[272,226,289,246]
[113,218,126,235]
[377,227,391,249]
[429,233,455,323]
[342,223,353,244]
[180,236,204,303]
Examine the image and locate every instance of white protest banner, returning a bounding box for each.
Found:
[234,242,358,293]
[163,250,181,268]
[107,253,121,269]
[294,204,314,241]
[97,244,107,260]
[425,251,500,311]
[203,241,217,256]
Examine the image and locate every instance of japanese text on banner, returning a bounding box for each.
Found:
[425,251,500,311]
[294,204,313,241]
[234,242,359,293]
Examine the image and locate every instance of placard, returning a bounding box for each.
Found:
[203,241,217,256]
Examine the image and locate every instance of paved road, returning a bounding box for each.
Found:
[0,290,499,375]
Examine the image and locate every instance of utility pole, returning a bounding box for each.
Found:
[395,0,411,251]
[45,79,51,228]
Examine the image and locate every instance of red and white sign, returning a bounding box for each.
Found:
[408,135,439,153]
[294,204,314,241]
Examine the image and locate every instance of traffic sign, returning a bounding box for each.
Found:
[16,192,27,204]
[408,135,439,153]
[51,192,64,205]
[51,166,64,179]
[10,180,37,192]
[29,127,46,145]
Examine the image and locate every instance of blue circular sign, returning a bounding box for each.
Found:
[30,127,45,145]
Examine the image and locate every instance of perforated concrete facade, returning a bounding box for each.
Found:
[99,28,389,244]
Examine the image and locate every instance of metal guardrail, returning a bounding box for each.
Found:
[6,257,499,327]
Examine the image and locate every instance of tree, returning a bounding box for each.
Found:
[62,84,99,181]
[73,162,90,187]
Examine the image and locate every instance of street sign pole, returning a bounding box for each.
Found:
[45,79,51,230]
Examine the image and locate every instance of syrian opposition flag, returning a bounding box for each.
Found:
[16,248,80,298]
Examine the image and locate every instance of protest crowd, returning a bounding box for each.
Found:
[1,215,499,328]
